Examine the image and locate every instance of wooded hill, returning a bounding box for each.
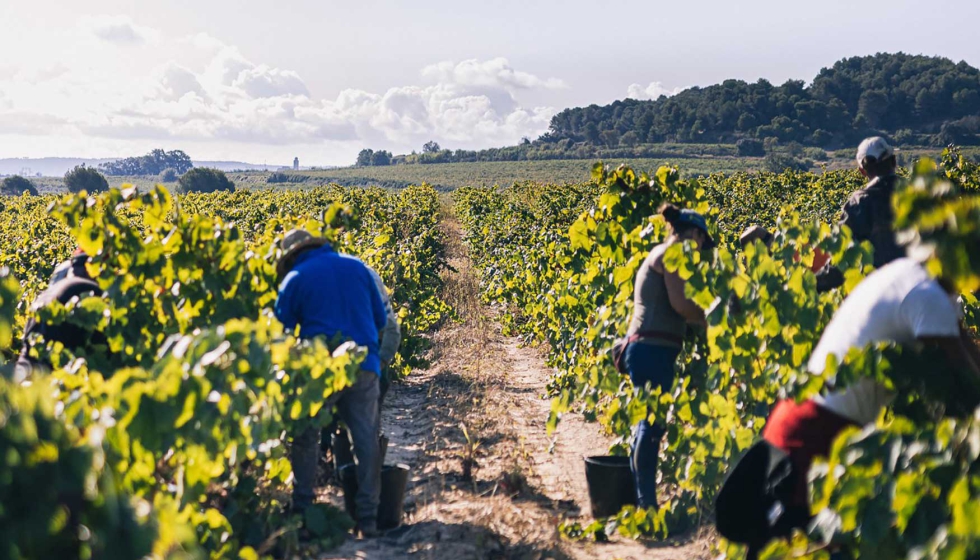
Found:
[543,53,980,149]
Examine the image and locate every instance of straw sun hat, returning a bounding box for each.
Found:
[276,228,329,280]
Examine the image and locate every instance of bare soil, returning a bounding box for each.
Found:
[317,217,713,560]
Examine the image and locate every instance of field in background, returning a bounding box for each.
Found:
[232,157,768,191]
[23,146,980,194]
[27,158,758,194]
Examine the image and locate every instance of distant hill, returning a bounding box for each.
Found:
[0,158,285,177]
[193,161,286,173]
[349,53,980,168]
[543,53,980,149]
[0,158,117,177]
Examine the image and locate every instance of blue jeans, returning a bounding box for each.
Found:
[625,342,681,509]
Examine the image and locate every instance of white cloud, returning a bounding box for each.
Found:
[330,82,554,148]
[0,25,562,163]
[233,66,310,98]
[627,81,683,100]
[83,15,159,46]
[201,42,254,87]
[421,58,566,91]
[153,63,207,101]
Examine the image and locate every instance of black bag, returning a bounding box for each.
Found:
[610,337,630,374]
[715,440,805,555]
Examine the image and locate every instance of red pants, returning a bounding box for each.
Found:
[762,399,857,507]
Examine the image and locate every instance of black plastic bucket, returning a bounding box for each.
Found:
[339,464,358,516]
[584,455,637,518]
[332,432,388,480]
[339,463,411,530]
[378,464,410,529]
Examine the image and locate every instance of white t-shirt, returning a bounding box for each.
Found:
[808,258,961,424]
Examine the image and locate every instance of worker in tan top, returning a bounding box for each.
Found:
[624,203,714,509]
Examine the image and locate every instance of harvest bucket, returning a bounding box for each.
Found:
[339,463,411,530]
[584,455,637,518]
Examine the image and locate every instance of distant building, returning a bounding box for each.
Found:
[293,157,299,171]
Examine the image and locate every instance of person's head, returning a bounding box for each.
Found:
[50,249,92,283]
[659,203,715,249]
[739,225,773,249]
[856,137,898,179]
[276,228,329,281]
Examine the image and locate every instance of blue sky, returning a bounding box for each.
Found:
[2,0,979,165]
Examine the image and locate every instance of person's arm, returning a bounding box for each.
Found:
[904,284,980,404]
[366,269,388,333]
[962,329,980,368]
[663,268,706,326]
[944,326,980,380]
[922,333,980,376]
[817,197,869,293]
[815,262,844,293]
[379,314,402,366]
[371,270,402,365]
[920,334,980,406]
[841,196,870,241]
[274,270,301,332]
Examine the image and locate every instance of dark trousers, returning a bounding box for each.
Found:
[322,370,391,467]
[625,342,681,509]
[291,370,381,525]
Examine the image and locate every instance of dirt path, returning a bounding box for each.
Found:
[318,217,712,560]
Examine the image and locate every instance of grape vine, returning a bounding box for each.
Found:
[0,183,450,558]
[455,151,980,556]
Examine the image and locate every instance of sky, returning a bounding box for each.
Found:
[2,0,980,166]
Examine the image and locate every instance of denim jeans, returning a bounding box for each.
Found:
[291,370,381,525]
[624,342,681,509]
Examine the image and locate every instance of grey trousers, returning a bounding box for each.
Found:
[291,370,381,525]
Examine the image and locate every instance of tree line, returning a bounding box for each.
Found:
[351,139,811,167]
[98,149,194,176]
[544,53,980,149]
[1,165,235,196]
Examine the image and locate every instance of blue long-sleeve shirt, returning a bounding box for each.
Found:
[274,245,388,375]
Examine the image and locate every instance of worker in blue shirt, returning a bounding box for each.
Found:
[275,228,387,538]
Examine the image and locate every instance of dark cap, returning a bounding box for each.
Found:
[677,209,716,250]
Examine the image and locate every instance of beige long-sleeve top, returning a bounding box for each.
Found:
[368,266,402,365]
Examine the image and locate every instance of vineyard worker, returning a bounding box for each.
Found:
[739,225,773,248]
[738,225,835,292]
[275,228,388,538]
[624,203,714,509]
[818,137,905,290]
[13,250,107,382]
[369,266,401,403]
[745,257,980,554]
[327,265,401,472]
[843,136,905,268]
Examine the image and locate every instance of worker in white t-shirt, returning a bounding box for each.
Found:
[807,258,975,424]
[762,257,980,511]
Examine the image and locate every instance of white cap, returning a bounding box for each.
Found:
[856,136,896,166]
